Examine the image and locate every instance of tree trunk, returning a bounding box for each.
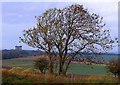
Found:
[59,60,68,76]
[59,61,62,75]
[64,59,72,75]
[48,55,53,74]
[48,61,53,74]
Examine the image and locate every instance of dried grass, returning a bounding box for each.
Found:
[2,67,118,83]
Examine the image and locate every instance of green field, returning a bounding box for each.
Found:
[68,64,111,75]
[2,57,112,76]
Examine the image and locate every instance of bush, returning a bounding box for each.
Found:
[106,59,120,77]
[34,58,49,74]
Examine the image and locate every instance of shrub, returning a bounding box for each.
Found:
[34,58,49,74]
[106,59,120,77]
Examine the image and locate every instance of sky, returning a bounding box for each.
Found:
[1,0,119,53]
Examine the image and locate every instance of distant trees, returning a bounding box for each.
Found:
[34,58,49,74]
[20,4,117,75]
[2,50,27,59]
[106,59,120,77]
[2,50,42,59]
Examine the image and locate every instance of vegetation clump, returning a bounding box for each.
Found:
[22,68,35,74]
[106,59,120,77]
[34,58,49,74]
[8,67,25,73]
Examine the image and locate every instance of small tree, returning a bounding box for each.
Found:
[34,58,49,74]
[106,59,120,77]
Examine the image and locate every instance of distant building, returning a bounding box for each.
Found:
[15,46,22,51]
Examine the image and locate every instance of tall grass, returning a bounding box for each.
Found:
[1,67,118,83]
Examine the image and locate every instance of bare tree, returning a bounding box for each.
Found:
[20,4,117,75]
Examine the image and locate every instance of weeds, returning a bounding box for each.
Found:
[2,67,118,84]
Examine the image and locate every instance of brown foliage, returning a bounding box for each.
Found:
[34,57,49,74]
[106,59,120,77]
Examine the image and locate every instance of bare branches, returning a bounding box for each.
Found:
[20,4,117,75]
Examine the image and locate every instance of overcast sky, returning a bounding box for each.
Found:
[1,0,119,53]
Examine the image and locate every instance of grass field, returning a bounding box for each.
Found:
[68,64,111,75]
[2,55,118,84]
[2,56,112,76]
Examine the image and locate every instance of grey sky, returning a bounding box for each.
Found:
[1,1,118,53]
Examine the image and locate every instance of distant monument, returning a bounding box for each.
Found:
[15,46,22,51]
